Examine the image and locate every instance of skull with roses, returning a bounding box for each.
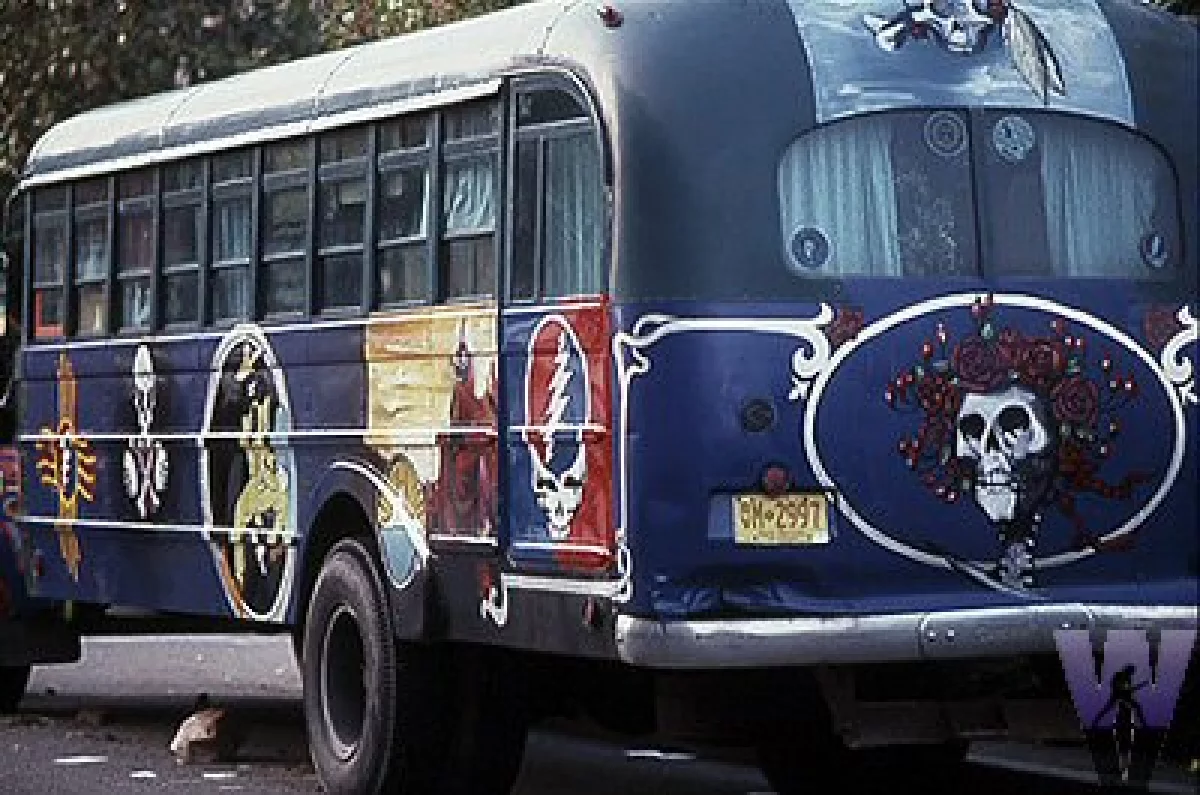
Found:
[886,296,1144,588]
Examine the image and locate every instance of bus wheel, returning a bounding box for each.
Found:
[757,735,968,795]
[0,665,31,714]
[435,645,529,795]
[302,538,444,795]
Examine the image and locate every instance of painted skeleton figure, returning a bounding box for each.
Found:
[123,345,169,519]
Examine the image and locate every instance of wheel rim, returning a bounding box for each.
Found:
[320,604,368,762]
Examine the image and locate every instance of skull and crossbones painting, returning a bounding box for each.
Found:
[123,345,169,520]
[863,0,1066,102]
[886,296,1146,591]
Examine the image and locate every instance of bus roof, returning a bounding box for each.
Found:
[19,0,1196,202]
[20,1,571,188]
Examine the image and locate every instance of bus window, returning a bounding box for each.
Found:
[317,128,368,313]
[977,112,1181,280]
[32,187,67,339]
[261,140,311,316]
[162,160,203,326]
[541,134,604,297]
[376,115,430,307]
[516,88,587,127]
[72,178,110,336]
[441,101,500,300]
[778,111,977,279]
[210,150,252,323]
[117,169,156,330]
[510,85,606,301]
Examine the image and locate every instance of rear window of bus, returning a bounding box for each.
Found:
[778,110,1181,281]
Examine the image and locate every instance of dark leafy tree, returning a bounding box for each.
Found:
[0,1,320,202]
[318,0,523,49]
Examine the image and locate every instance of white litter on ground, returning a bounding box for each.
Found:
[53,755,108,765]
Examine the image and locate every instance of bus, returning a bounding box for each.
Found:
[1,0,1196,792]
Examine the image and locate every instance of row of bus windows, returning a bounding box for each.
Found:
[25,88,607,340]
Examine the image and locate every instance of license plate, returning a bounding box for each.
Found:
[733,492,830,545]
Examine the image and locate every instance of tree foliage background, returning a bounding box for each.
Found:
[0,0,1194,203]
[0,0,522,203]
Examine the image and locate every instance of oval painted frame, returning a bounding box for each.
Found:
[199,325,299,622]
[801,293,1187,571]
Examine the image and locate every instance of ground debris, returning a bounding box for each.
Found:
[169,706,243,765]
[74,708,106,727]
[0,714,53,729]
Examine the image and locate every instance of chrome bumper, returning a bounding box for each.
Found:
[614,605,1199,669]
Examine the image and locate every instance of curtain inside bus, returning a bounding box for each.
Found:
[542,133,605,296]
[777,110,1180,282]
[778,118,901,277]
[1038,121,1163,278]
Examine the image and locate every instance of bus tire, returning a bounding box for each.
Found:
[302,538,444,795]
[0,665,30,714]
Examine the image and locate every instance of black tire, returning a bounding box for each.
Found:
[302,538,446,795]
[0,665,30,714]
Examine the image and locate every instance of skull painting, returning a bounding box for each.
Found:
[132,344,156,434]
[524,314,592,541]
[955,385,1057,524]
[532,444,586,540]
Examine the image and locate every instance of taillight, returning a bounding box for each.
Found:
[761,465,791,496]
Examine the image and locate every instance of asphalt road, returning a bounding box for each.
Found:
[0,636,1195,795]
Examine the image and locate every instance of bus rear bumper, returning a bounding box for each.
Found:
[614,605,1198,669]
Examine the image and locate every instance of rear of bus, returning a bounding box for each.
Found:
[603,0,1197,724]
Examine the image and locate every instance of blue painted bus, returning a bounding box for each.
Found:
[1,1,1196,793]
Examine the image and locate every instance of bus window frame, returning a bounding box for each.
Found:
[30,187,68,341]
[438,98,503,304]
[161,159,207,329]
[316,125,371,317]
[209,149,256,327]
[375,114,435,311]
[505,74,611,305]
[115,168,159,335]
[70,177,113,339]
[259,138,314,320]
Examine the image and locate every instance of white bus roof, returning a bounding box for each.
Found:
[20,1,567,188]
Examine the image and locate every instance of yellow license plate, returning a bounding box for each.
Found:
[733,492,830,545]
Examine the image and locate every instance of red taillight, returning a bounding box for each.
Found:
[762,465,791,496]
[597,4,623,28]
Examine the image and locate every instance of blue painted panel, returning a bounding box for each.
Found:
[614,282,1197,618]
[16,323,371,621]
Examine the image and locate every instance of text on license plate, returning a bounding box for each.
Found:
[733,492,830,545]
